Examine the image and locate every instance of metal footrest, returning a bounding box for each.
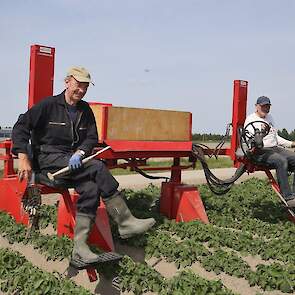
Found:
[70,252,123,270]
[95,251,123,263]
[112,276,121,291]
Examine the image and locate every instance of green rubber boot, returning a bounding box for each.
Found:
[71,213,100,265]
[104,192,156,239]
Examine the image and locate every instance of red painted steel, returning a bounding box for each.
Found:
[102,140,192,152]
[172,185,198,218]
[0,139,15,176]
[160,182,179,218]
[171,158,182,183]
[86,268,98,282]
[175,189,209,223]
[57,192,114,251]
[160,182,209,223]
[230,80,248,164]
[89,201,114,251]
[28,45,55,109]
[56,191,77,239]
[136,165,193,172]
[89,102,113,106]
[0,176,29,224]
[99,149,194,159]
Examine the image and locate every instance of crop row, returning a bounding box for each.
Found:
[199,178,291,224]
[118,256,236,295]
[0,247,91,294]
[0,210,235,294]
[0,211,73,260]
[207,212,295,241]
[145,229,295,293]
[163,220,295,263]
[0,245,237,295]
[0,178,294,294]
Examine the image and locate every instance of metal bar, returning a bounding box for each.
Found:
[28,45,55,109]
[171,158,181,183]
[265,170,295,219]
[230,80,248,164]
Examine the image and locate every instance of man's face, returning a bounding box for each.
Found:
[256,103,271,118]
[65,76,89,103]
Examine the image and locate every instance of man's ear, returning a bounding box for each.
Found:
[64,77,70,89]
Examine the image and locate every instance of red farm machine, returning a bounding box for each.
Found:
[0,44,294,280]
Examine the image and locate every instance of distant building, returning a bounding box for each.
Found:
[0,127,12,139]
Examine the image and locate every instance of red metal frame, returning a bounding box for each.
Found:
[89,102,113,106]
[28,45,55,109]
[230,80,248,165]
[0,140,15,177]
[2,44,292,281]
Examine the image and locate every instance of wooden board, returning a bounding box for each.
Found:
[90,105,191,141]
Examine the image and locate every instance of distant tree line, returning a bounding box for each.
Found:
[193,128,295,142]
[192,133,225,141]
[277,128,295,141]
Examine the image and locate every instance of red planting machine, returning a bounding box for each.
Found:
[0,44,294,279]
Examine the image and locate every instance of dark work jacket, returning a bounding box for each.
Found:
[12,91,99,157]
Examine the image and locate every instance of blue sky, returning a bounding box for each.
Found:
[1,0,294,133]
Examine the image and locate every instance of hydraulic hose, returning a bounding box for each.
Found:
[192,144,246,195]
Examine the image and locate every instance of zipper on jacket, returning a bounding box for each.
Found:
[64,108,75,147]
[48,122,66,125]
[73,111,83,144]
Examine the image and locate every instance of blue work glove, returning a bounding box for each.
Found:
[69,153,82,171]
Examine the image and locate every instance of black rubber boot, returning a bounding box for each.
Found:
[71,213,101,266]
[104,192,156,239]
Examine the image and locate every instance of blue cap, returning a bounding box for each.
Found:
[256,96,271,105]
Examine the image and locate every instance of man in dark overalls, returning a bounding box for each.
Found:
[12,66,155,266]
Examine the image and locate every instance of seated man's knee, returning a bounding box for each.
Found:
[88,159,107,172]
[271,154,288,169]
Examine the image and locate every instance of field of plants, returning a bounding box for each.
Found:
[0,177,294,294]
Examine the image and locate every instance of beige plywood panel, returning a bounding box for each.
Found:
[106,107,191,141]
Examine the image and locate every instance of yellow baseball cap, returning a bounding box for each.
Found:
[67,66,94,85]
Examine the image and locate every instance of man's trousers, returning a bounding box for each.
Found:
[38,152,119,215]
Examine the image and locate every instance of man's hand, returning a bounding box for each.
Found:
[18,153,32,181]
[68,151,83,171]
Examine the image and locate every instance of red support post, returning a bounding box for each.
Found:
[28,45,55,109]
[230,80,248,165]
[160,182,178,218]
[0,140,15,177]
[171,158,181,183]
[0,177,29,225]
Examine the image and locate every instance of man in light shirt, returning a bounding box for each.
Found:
[244,96,295,208]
